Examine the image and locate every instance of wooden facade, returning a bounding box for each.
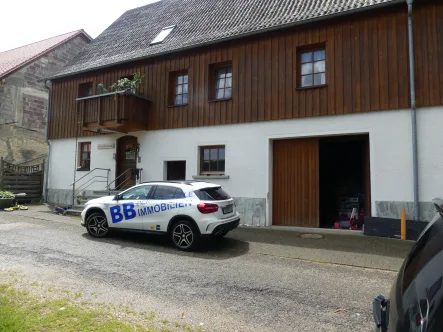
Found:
[272,138,320,227]
[48,1,443,140]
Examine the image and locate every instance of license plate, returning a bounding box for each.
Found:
[222,205,233,214]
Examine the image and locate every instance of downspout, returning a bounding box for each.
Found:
[406,0,419,220]
[43,79,52,203]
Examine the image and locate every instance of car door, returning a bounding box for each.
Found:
[394,211,443,331]
[106,184,153,230]
[142,185,185,232]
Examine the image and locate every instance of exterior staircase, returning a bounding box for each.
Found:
[65,190,120,216]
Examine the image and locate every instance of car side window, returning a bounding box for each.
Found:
[151,186,185,200]
[119,185,152,200]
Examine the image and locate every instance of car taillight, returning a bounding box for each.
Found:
[197,203,218,214]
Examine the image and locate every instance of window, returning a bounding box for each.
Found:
[150,26,175,45]
[200,146,225,175]
[78,82,93,98]
[151,186,185,200]
[120,185,153,200]
[299,47,326,88]
[78,142,91,171]
[210,63,232,100]
[169,71,188,106]
[193,187,230,201]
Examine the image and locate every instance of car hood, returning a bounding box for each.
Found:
[85,196,115,205]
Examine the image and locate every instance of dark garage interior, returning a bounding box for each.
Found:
[319,134,370,229]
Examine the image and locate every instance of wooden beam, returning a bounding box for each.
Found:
[98,96,103,125]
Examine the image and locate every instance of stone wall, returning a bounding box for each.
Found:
[375,201,436,223]
[0,35,89,164]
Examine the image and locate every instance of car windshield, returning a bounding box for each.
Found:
[193,187,230,201]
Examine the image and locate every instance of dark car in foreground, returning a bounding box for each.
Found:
[373,198,443,331]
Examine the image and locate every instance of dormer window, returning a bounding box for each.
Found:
[150,25,176,45]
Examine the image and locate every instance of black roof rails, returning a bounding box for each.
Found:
[141,180,210,185]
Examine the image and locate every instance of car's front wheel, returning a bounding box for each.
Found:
[86,212,109,238]
[171,220,199,251]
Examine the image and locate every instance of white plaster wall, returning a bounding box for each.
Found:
[48,107,443,218]
[417,106,443,201]
[48,135,121,191]
[139,109,415,211]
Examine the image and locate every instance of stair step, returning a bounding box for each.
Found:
[92,190,120,196]
[65,209,83,216]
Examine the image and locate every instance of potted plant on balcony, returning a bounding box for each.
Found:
[97,72,144,95]
[0,190,15,209]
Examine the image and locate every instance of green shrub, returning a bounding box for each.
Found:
[0,191,14,199]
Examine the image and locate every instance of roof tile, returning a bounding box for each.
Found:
[0,30,90,79]
[52,0,396,78]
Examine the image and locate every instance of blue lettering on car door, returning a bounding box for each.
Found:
[123,203,136,220]
[110,203,136,223]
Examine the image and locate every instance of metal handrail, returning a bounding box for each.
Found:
[70,168,111,187]
[74,180,108,197]
[115,176,133,191]
[107,168,143,191]
[74,176,108,193]
[106,168,131,190]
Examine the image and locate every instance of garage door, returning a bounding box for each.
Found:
[272,138,319,227]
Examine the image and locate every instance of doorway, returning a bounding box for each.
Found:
[166,161,186,181]
[319,134,370,228]
[271,134,371,228]
[116,136,138,190]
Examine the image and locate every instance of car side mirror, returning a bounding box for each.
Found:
[373,294,390,330]
[114,194,120,201]
[434,203,443,217]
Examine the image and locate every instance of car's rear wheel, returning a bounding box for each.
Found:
[171,220,199,251]
[86,212,109,238]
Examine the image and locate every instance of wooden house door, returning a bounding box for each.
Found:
[116,136,137,190]
[272,138,320,227]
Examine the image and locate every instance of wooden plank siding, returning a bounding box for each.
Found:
[48,2,443,140]
[272,138,319,227]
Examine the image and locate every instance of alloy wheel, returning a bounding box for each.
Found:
[172,224,194,249]
[87,215,109,237]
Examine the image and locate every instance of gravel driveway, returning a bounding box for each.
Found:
[0,206,402,332]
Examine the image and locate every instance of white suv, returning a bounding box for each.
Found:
[80,181,240,251]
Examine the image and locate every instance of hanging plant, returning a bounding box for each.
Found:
[97,72,144,95]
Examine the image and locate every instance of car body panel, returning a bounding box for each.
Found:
[373,199,443,331]
[81,181,240,236]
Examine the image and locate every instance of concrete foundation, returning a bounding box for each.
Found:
[375,201,437,222]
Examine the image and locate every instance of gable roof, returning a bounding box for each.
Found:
[0,30,92,80]
[51,0,401,79]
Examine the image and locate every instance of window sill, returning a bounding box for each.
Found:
[208,98,232,103]
[192,175,230,180]
[76,168,90,172]
[167,103,188,108]
[296,84,327,91]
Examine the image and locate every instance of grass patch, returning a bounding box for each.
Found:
[0,282,159,331]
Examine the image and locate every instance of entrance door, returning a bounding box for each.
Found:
[116,136,138,190]
[166,161,186,181]
[272,138,319,227]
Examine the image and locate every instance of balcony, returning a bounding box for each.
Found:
[76,91,151,133]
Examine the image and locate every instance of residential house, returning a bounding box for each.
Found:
[0,30,91,165]
[45,0,443,228]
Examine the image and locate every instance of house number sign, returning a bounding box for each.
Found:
[97,143,115,149]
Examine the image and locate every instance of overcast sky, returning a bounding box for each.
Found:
[0,0,160,53]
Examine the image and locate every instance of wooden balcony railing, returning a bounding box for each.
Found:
[76,91,151,133]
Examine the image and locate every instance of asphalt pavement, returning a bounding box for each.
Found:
[0,205,412,332]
